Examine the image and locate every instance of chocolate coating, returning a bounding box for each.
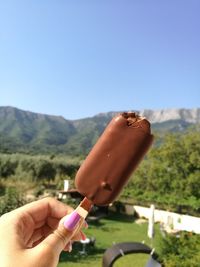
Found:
[75,113,153,206]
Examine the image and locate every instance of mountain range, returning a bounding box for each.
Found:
[0,106,199,155]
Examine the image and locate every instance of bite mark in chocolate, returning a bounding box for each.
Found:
[101,181,113,191]
[75,112,153,205]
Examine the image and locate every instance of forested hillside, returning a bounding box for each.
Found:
[0,106,200,155]
[0,127,199,215]
[0,106,200,215]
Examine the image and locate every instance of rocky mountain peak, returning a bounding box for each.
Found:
[139,108,200,123]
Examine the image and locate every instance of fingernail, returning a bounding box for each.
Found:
[64,211,81,231]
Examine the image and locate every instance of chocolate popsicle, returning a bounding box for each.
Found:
[75,112,153,206]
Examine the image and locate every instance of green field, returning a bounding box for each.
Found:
[58,213,161,267]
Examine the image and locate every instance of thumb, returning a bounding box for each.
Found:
[38,211,84,257]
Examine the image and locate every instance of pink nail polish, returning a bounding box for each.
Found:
[64,211,81,231]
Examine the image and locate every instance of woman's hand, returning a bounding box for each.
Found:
[0,197,87,267]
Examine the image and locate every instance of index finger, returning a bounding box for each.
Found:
[17,197,72,223]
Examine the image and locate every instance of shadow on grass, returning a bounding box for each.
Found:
[88,212,135,226]
[87,220,105,227]
[106,211,136,223]
[59,243,105,263]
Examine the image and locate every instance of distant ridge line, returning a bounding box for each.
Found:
[0,106,199,155]
[0,106,200,123]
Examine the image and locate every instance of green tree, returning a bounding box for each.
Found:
[0,158,18,178]
[122,129,200,214]
[0,187,26,215]
[38,160,56,181]
[158,232,200,267]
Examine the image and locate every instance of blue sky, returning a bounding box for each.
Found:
[0,0,199,119]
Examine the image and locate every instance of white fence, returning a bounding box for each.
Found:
[133,205,200,234]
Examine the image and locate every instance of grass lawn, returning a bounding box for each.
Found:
[58,212,162,267]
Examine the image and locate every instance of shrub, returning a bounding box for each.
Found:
[158,232,200,267]
[0,187,26,215]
